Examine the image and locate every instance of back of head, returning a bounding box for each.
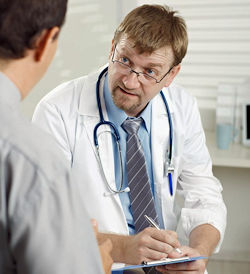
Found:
[113,4,188,66]
[0,0,68,60]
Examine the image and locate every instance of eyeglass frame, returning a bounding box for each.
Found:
[111,44,176,84]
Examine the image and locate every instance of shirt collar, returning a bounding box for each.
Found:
[103,75,151,133]
[0,72,21,108]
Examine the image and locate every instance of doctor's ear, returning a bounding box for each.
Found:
[164,64,181,88]
[108,39,115,59]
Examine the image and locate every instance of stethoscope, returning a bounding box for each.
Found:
[93,67,174,196]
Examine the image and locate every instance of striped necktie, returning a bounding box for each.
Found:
[122,118,159,233]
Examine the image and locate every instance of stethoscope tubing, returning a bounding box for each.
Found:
[94,67,120,146]
[94,67,173,196]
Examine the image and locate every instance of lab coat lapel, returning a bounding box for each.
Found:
[78,66,117,192]
[151,89,174,191]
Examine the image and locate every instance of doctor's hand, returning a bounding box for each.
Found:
[91,219,113,274]
[156,246,207,274]
[123,227,180,265]
[99,239,113,274]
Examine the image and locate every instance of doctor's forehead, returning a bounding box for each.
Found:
[115,36,136,52]
[116,36,174,64]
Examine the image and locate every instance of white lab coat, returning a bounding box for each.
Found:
[32,66,226,251]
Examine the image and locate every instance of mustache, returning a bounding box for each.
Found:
[117,83,139,96]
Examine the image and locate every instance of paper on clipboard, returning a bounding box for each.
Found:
[111,256,207,273]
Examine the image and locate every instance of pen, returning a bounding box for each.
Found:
[144,214,160,230]
[144,215,182,255]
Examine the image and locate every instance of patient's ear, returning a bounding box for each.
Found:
[34,26,60,62]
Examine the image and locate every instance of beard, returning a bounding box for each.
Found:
[111,85,144,117]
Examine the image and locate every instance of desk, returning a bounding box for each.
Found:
[205,131,250,168]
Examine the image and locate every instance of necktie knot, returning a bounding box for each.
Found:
[122,118,142,135]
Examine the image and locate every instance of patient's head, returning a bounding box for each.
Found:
[0,0,67,60]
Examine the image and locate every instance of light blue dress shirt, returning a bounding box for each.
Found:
[104,75,163,234]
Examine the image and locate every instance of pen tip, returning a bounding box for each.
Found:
[175,248,182,254]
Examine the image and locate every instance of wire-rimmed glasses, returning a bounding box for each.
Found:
[111,45,174,84]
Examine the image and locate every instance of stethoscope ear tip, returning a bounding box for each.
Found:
[123,187,130,193]
[103,187,130,197]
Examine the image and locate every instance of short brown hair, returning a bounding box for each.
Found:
[0,0,68,60]
[113,4,188,66]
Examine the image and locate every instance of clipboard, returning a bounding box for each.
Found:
[112,256,207,273]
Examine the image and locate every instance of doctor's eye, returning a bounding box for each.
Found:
[145,68,156,76]
[120,56,130,65]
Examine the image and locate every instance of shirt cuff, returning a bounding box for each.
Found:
[180,206,227,253]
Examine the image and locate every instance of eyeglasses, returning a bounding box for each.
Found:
[111,45,174,85]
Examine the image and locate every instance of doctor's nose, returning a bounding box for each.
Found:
[122,71,141,89]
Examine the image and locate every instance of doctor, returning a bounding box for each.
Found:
[33,4,226,273]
